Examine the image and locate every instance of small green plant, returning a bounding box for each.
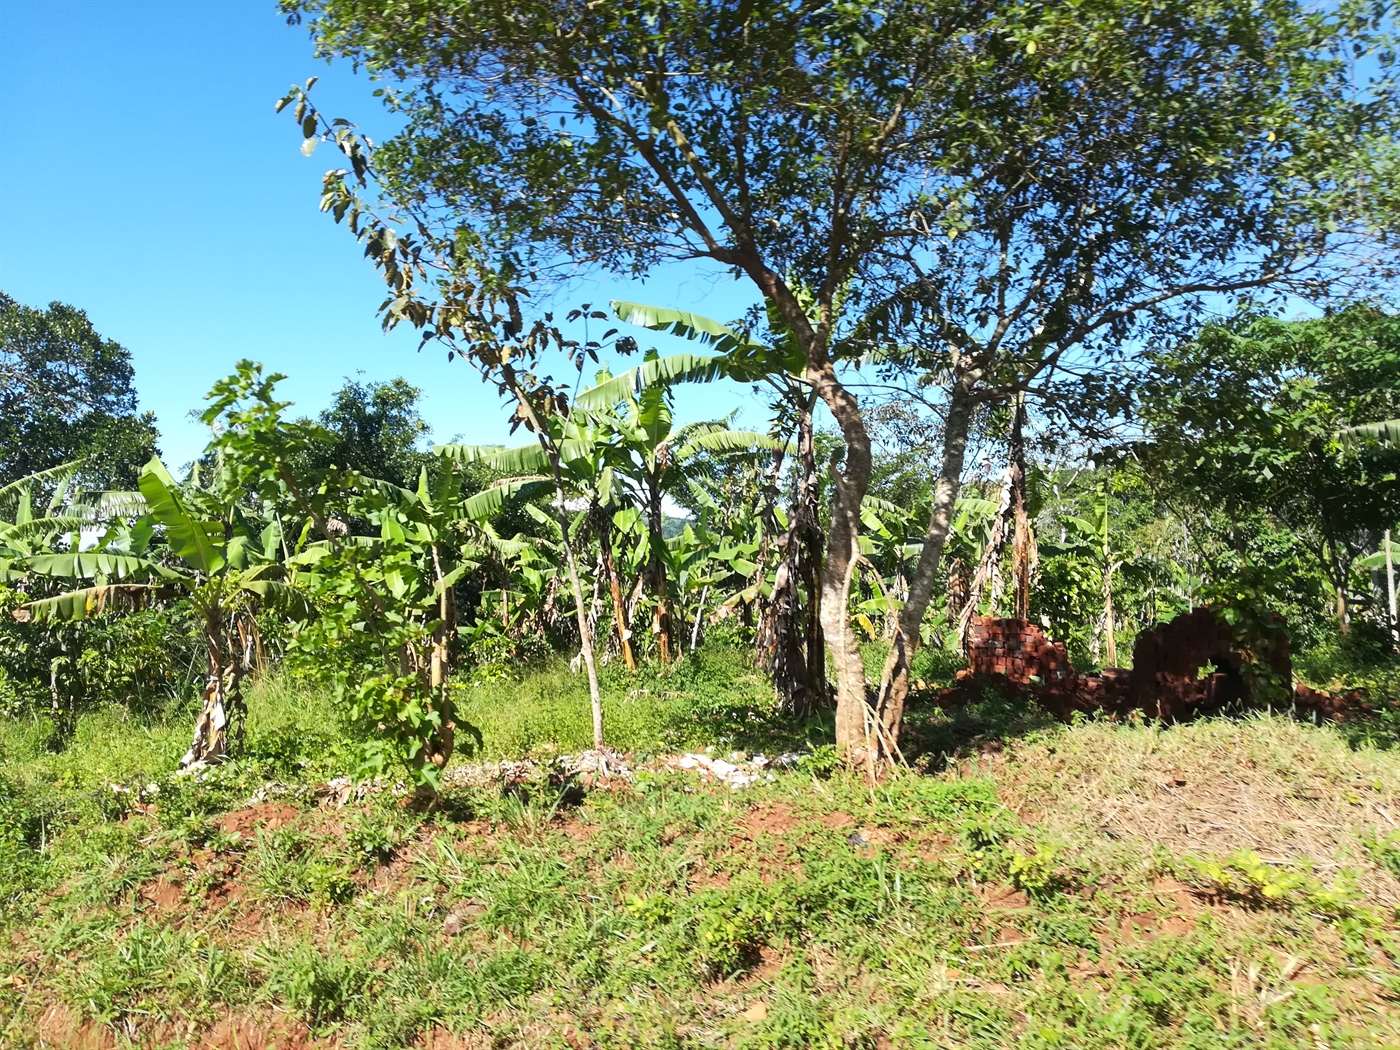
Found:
[345,808,410,865]
[1008,844,1061,895]
[1187,850,1309,903]
[625,892,673,927]
[693,891,785,976]
[1183,849,1364,919]
[1363,827,1400,879]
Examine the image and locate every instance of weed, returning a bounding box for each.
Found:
[1008,845,1061,895]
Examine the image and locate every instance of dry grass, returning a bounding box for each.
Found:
[993,714,1400,906]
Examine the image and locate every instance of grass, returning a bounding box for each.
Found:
[3,649,1400,1048]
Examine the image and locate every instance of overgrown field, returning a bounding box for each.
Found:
[4,655,1400,1049]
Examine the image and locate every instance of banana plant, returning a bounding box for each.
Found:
[439,399,641,672]
[1340,419,1400,445]
[0,461,145,570]
[15,455,303,768]
[584,355,786,663]
[602,301,821,705]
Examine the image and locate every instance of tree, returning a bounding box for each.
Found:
[298,375,433,490]
[290,458,508,794]
[1137,305,1400,633]
[0,292,159,491]
[12,365,312,768]
[604,302,828,712]
[283,0,1400,761]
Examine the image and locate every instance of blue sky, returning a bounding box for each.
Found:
[0,0,768,470]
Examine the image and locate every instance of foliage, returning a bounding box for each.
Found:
[295,375,435,491]
[281,0,1400,752]
[5,683,1400,1046]
[0,291,159,492]
[1137,306,1400,631]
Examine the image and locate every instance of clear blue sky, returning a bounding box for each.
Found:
[0,0,767,470]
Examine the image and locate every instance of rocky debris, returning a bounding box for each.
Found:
[305,746,810,807]
[317,775,398,808]
[671,751,773,789]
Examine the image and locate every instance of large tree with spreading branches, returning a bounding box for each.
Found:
[281,0,1400,761]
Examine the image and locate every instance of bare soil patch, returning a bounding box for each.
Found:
[219,802,301,837]
[738,802,800,837]
[139,875,184,913]
[195,1012,329,1049]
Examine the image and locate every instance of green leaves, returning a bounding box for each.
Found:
[14,584,167,623]
[573,353,733,410]
[137,457,225,576]
[1340,419,1400,447]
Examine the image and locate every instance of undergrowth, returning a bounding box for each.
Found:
[2,647,1400,1048]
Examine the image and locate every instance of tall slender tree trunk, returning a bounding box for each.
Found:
[647,486,674,663]
[1009,398,1031,621]
[505,368,606,750]
[808,363,875,757]
[1102,551,1117,667]
[872,359,982,758]
[599,513,637,670]
[1387,529,1398,652]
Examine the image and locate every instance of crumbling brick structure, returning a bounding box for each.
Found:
[942,607,1364,722]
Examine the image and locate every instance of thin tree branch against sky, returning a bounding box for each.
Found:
[0,0,765,470]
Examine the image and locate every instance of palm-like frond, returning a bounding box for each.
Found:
[575,353,733,409]
[14,583,170,623]
[138,457,225,575]
[19,551,181,582]
[461,478,552,520]
[1339,419,1400,446]
[611,301,751,353]
[674,430,792,460]
[0,460,87,520]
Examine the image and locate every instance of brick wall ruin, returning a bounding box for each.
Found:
[942,608,1369,722]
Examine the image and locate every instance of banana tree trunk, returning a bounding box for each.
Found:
[872,359,982,759]
[646,484,674,663]
[180,606,243,770]
[422,545,456,789]
[599,513,637,670]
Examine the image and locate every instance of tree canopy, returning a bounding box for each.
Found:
[0,292,159,491]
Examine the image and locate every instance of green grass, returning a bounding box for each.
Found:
[4,651,1400,1048]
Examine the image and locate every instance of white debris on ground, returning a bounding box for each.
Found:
[317,775,401,808]
[672,751,766,789]
[297,747,812,807]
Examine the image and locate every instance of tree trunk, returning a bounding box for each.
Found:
[504,366,606,750]
[647,485,674,663]
[772,398,826,717]
[1102,568,1117,666]
[1387,529,1398,652]
[422,544,456,788]
[872,360,982,758]
[690,583,710,653]
[1326,535,1349,635]
[808,362,874,758]
[1009,398,1031,621]
[599,513,637,670]
[181,607,236,770]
